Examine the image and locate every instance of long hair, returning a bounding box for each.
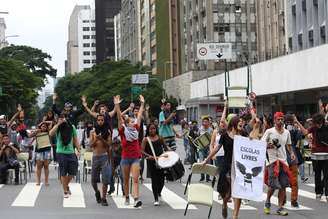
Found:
[145,123,159,137]
[227,115,240,132]
[58,122,73,146]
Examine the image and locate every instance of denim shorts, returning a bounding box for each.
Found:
[35,150,51,161]
[57,153,78,176]
[120,158,140,166]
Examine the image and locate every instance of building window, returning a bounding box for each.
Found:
[105,18,114,23]
[92,60,96,63]
[91,43,96,47]
[83,20,89,23]
[91,35,96,39]
[92,51,96,56]
[83,51,90,56]
[83,43,90,47]
[91,27,96,31]
[83,27,90,31]
[83,35,90,39]
[83,60,91,64]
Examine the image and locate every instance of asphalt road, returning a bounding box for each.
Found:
[0,138,327,219]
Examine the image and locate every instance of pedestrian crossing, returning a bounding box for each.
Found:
[0,182,325,211]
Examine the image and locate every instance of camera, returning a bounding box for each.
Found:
[271,138,281,149]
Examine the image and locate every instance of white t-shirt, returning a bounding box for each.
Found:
[261,127,291,166]
[215,134,224,157]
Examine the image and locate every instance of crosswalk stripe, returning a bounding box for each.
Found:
[262,193,312,210]
[63,183,86,208]
[305,183,315,188]
[144,184,197,210]
[0,184,4,189]
[300,184,327,202]
[287,188,315,200]
[110,183,142,209]
[12,183,42,207]
[213,191,257,210]
[182,184,256,210]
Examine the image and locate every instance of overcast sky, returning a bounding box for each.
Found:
[1,0,94,82]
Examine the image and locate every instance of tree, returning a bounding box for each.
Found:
[0,45,57,89]
[0,58,42,117]
[52,60,171,119]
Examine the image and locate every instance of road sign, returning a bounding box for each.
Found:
[197,43,232,60]
[131,86,142,94]
[132,74,149,84]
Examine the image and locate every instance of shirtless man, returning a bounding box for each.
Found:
[89,114,112,206]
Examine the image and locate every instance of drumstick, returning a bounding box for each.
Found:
[321,141,328,146]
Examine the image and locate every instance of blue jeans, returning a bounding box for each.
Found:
[299,164,305,179]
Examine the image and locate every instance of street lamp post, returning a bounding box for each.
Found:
[0,35,20,48]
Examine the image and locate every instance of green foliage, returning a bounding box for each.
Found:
[53,60,168,118]
[0,45,57,89]
[0,58,42,117]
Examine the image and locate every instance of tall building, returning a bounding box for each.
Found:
[139,0,182,79]
[95,0,121,63]
[286,0,328,53]
[119,0,141,64]
[0,18,6,49]
[182,0,257,72]
[256,0,287,62]
[67,5,96,75]
[114,13,122,61]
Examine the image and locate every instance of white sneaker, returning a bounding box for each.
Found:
[64,192,69,198]
[316,194,322,200]
[154,201,160,206]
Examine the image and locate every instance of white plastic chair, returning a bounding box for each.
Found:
[17,152,29,184]
[184,163,218,219]
[83,152,93,182]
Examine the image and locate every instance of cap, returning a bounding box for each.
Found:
[274,112,284,119]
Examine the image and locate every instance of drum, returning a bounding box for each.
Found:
[157,151,185,181]
[158,151,179,168]
[311,152,328,160]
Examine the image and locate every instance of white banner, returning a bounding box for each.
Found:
[196,43,232,60]
[232,135,267,202]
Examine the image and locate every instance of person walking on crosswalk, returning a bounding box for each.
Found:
[262,112,296,216]
[49,114,81,198]
[89,114,112,206]
[141,123,172,206]
[114,95,144,208]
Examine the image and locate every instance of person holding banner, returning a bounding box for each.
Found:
[203,115,246,219]
[262,112,295,216]
[29,122,52,186]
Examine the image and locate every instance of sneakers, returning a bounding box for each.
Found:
[95,191,101,204]
[264,202,271,214]
[301,177,309,183]
[64,192,70,199]
[134,199,142,208]
[316,194,322,200]
[101,198,108,206]
[154,201,160,206]
[276,207,288,216]
[291,201,299,208]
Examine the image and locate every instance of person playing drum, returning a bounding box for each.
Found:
[141,123,171,206]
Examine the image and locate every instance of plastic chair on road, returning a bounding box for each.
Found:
[17,152,29,184]
[184,163,218,219]
[83,152,93,182]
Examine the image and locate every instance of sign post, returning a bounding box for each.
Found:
[131,74,149,84]
[197,43,232,115]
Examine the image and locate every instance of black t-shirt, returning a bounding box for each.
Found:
[145,138,165,158]
[0,124,8,135]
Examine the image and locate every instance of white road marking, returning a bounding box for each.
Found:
[145,184,197,209]
[12,183,42,207]
[110,183,142,209]
[262,193,312,210]
[63,183,86,208]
